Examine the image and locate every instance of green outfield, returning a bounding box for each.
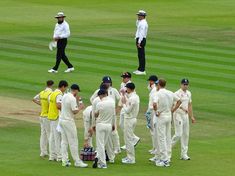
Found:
[0,0,235,175]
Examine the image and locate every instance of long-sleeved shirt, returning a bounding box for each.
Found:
[53,20,70,39]
[95,97,115,125]
[122,92,140,119]
[135,19,148,44]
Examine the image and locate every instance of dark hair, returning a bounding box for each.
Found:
[99,83,109,90]
[58,80,68,88]
[98,89,108,96]
[70,84,80,91]
[47,80,54,86]
[158,79,166,88]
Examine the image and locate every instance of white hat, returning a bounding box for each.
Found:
[136,10,147,16]
[55,12,66,18]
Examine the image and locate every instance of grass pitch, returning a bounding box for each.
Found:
[0,0,235,176]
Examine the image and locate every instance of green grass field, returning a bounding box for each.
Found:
[0,0,235,175]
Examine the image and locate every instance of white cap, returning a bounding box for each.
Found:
[55,12,66,18]
[136,10,147,16]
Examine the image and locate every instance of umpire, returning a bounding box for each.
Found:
[48,12,74,73]
[133,10,148,76]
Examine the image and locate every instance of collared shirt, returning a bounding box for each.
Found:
[135,19,148,44]
[90,87,120,105]
[60,92,78,121]
[148,84,157,110]
[175,89,192,114]
[123,92,140,119]
[95,97,115,125]
[153,88,180,114]
[53,20,70,39]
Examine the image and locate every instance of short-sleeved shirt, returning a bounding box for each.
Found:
[153,88,180,114]
[175,89,192,114]
[60,92,78,121]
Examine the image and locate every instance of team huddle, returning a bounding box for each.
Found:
[33,72,195,169]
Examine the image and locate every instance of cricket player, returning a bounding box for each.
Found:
[48,12,74,73]
[92,89,116,169]
[153,79,181,167]
[119,72,140,151]
[145,75,161,163]
[121,83,140,164]
[59,84,88,168]
[171,79,196,160]
[82,105,93,147]
[33,80,54,158]
[48,80,68,161]
[90,76,121,154]
[133,10,148,75]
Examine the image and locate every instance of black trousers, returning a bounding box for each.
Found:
[136,38,146,72]
[53,38,73,70]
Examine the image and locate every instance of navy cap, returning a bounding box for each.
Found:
[102,76,112,83]
[125,83,135,90]
[70,84,80,91]
[148,75,159,83]
[181,78,189,85]
[121,72,132,78]
[98,89,107,96]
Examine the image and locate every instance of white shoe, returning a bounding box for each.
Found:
[156,160,170,167]
[122,158,135,164]
[48,69,58,73]
[74,161,88,168]
[181,155,190,160]
[64,67,75,73]
[120,145,126,150]
[133,70,139,74]
[62,160,71,167]
[98,164,107,169]
[135,71,146,75]
[149,156,158,162]
[122,157,129,162]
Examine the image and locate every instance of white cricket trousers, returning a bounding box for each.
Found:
[59,119,82,163]
[172,112,189,158]
[112,121,121,152]
[156,113,172,162]
[39,117,50,156]
[124,118,137,161]
[49,119,62,160]
[121,109,139,145]
[96,123,113,166]
[83,117,93,147]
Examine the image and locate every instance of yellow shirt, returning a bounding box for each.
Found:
[39,88,52,117]
[48,89,62,120]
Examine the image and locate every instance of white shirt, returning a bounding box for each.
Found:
[175,89,192,114]
[83,105,92,122]
[90,87,120,105]
[91,96,101,126]
[53,20,70,39]
[120,80,131,93]
[148,84,157,110]
[95,97,115,125]
[153,88,180,114]
[123,92,140,119]
[135,19,148,44]
[60,92,78,121]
